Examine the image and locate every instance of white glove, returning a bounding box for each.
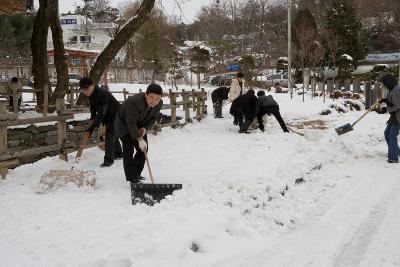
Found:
[138,138,147,152]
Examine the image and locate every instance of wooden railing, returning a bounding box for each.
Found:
[0,88,207,178]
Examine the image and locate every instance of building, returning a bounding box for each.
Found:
[47,14,118,52]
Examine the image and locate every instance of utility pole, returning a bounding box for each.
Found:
[84,0,91,49]
[288,0,293,99]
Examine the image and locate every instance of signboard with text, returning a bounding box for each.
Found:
[61,19,77,25]
[367,53,400,62]
[226,64,240,71]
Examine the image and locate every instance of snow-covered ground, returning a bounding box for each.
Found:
[1,83,399,267]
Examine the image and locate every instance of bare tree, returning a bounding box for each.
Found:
[89,0,156,85]
[31,0,50,107]
[47,0,68,101]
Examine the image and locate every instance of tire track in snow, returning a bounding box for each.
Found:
[333,176,400,267]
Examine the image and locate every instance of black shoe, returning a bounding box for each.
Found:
[114,154,123,160]
[233,121,238,125]
[100,160,114,167]
[387,159,399,163]
[239,129,250,134]
[130,178,142,184]
[138,175,146,180]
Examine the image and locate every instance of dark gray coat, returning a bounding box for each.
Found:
[257,95,278,108]
[114,92,163,139]
[386,84,400,124]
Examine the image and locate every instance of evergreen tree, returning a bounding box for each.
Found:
[325,0,366,65]
[239,55,256,85]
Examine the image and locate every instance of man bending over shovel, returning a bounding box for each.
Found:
[79,77,122,167]
[114,84,163,183]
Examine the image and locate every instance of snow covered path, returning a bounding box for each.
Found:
[1,90,399,266]
[219,162,400,267]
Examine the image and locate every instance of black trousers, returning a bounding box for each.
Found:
[237,112,253,131]
[120,134,148,181]
[104,123,123,162]
[9,96,21,108]
[257,105,289,132]
[213,100,223,118]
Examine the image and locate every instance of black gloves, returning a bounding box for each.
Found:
[379,98,388,104]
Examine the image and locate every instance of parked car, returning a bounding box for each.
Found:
[210,75,232,86]
[50,73,83,85]
[263,72,289,87]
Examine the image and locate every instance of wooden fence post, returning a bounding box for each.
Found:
[69,84,75,108]
[56,98,67,161]
[123,88,127,101]
[201,88,207,115]
[365,82,372,109]
[182,89,191,123]
[196,92,202,120]
[191,89,196,112]
[12,85,18,114]
[169,89,177,126]
[43,84,48,118]
[311,78,316,100]
[0,99,8,177]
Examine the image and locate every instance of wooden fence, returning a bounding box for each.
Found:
[0,88,207,178]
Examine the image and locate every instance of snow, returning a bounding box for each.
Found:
[1,83,399,266]
[341,54,353,61]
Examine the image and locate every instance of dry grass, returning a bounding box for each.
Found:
[287,119,329,130]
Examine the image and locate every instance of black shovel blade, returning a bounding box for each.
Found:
[335,123,353,135]
[130,182,182,205]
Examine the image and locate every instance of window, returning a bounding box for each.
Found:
[70,36,77,44]
[71,58,81,65]
[80,36,91,43]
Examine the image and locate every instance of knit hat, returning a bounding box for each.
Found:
[257,90,265,96]
[378,72,398,90]
[79,77,94,89]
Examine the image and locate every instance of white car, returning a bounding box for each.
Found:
[263,73,289,87]
[50,73,83,85]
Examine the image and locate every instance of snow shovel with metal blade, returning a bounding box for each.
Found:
[335,99,381,135]
[130,151,182,206]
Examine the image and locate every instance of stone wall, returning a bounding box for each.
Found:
[7,120,101,165]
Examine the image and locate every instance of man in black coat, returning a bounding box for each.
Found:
[114,84,163,183]
[229,89,258,133]
[211,86,230,118]
[256,90,289,133]
[79,77,122,167]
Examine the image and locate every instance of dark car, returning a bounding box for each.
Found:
[211,75,232,86]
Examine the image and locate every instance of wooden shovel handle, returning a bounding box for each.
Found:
[75,132,90,160]
[144,151,155,184]
[351,99,381,127]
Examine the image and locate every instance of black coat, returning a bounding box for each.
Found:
[211,87,230,103]
[88,86,120,131]
[114,92,163,139]
[230,93,258,120]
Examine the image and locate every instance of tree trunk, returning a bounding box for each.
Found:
[89,0,155,85]
[47,0,68,104]
[31,0,49,108]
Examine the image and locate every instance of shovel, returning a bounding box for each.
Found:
[75,132,90,162]
[335,100,381,135]
[287,126,305,136]
[130,151,182,206]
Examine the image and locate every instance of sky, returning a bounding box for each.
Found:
[56,0,214,23]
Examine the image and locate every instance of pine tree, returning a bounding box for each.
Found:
[325,0,366,65]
